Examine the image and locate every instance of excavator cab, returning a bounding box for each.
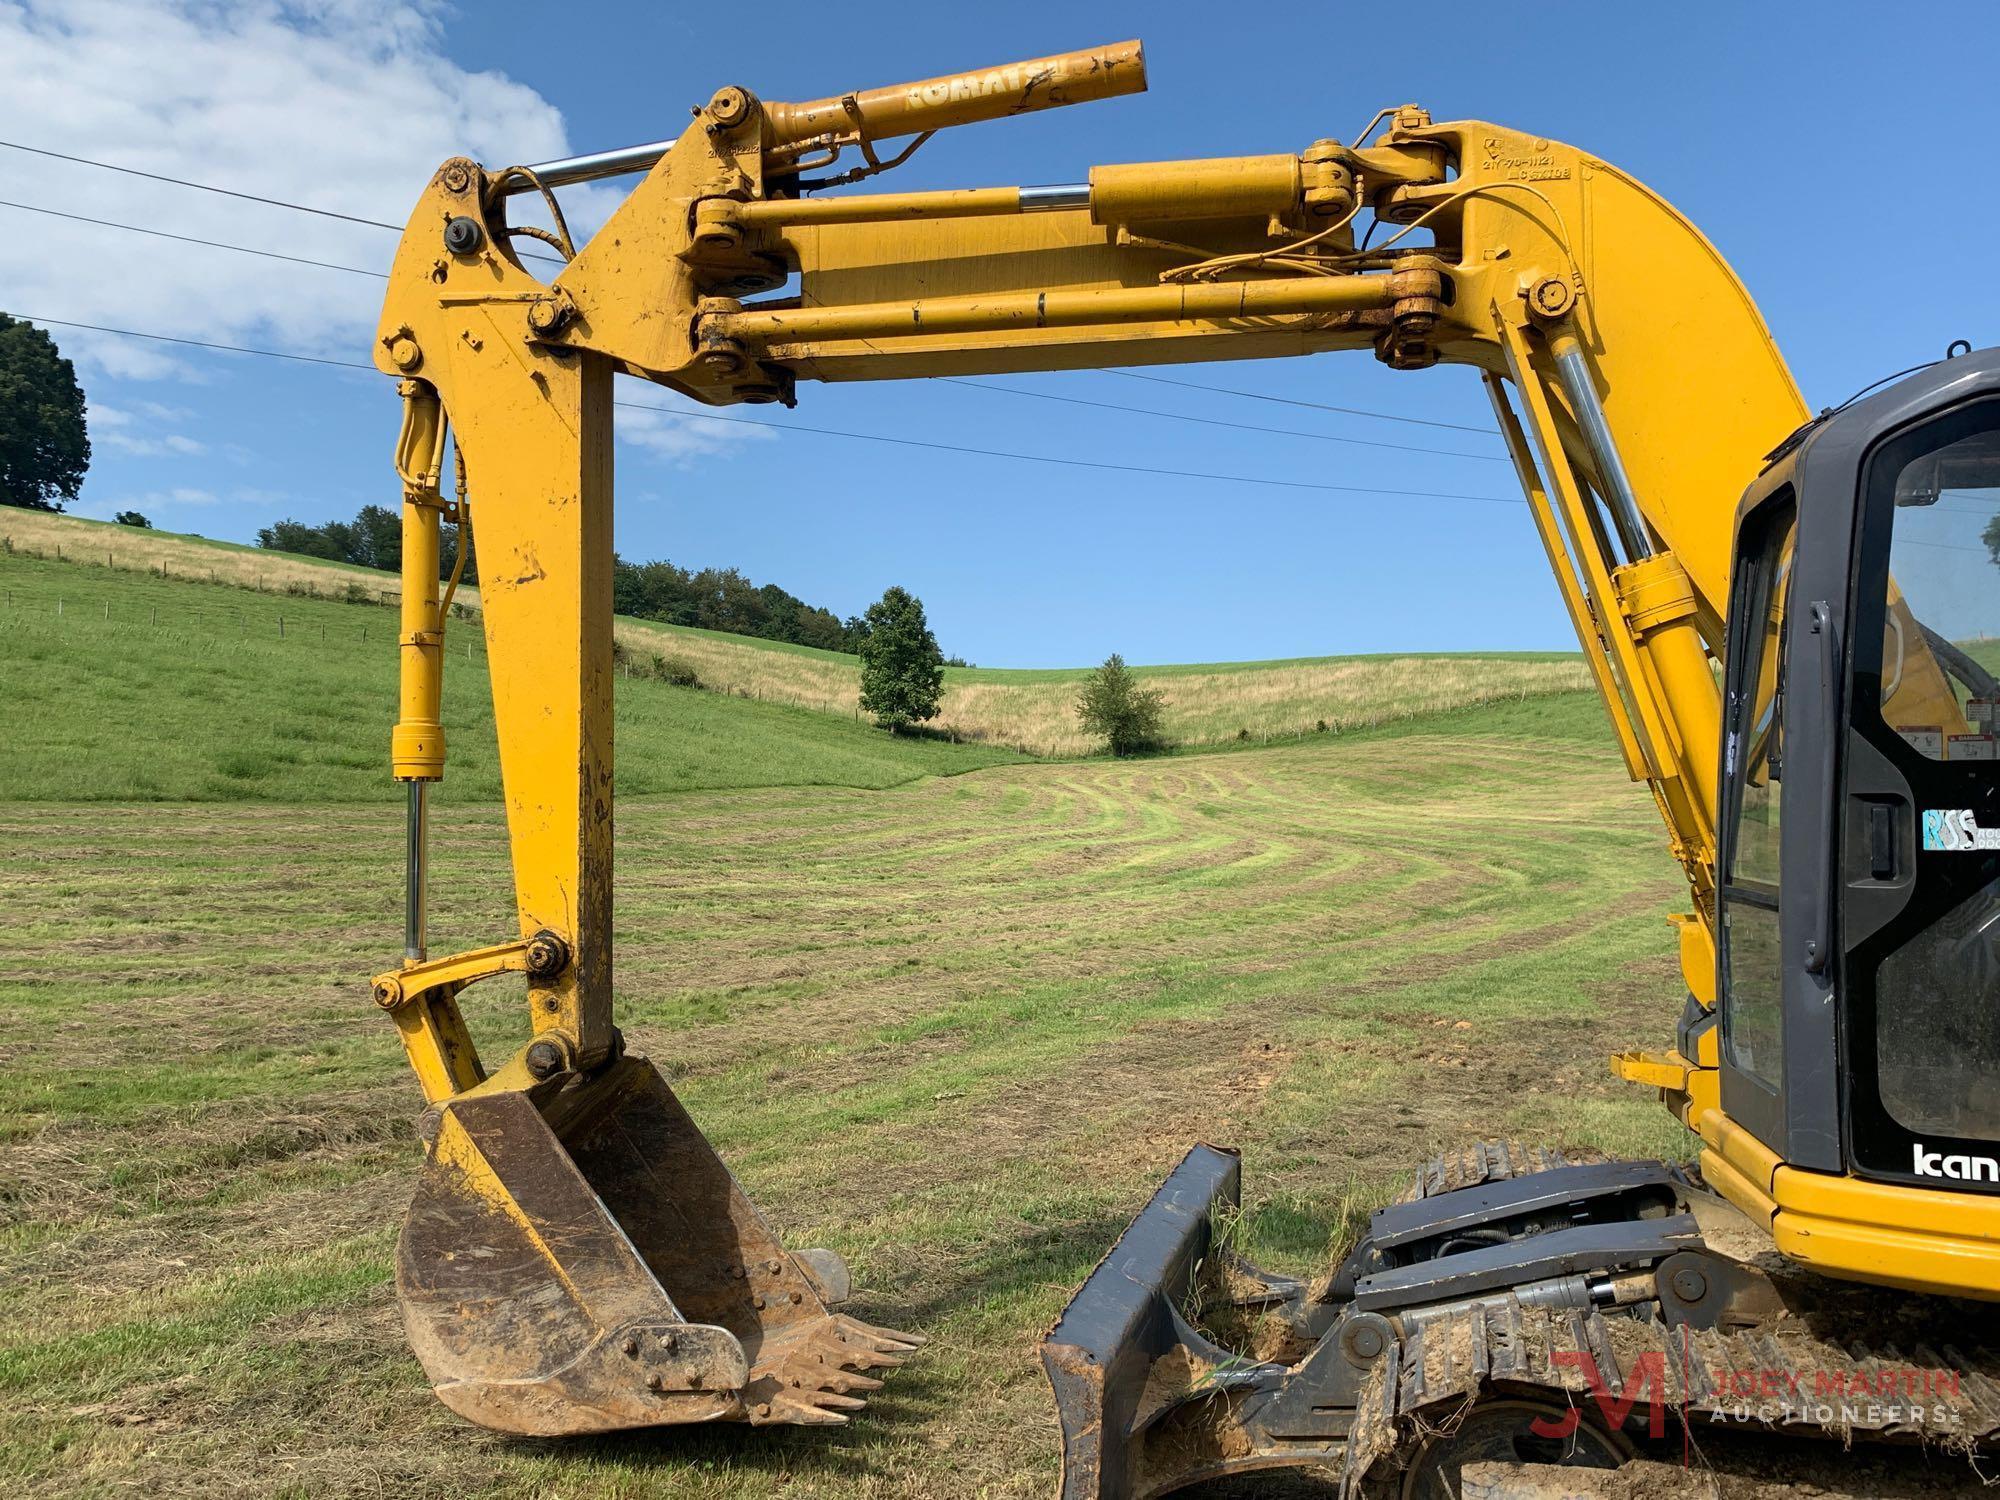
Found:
[1715,347,2000,1226]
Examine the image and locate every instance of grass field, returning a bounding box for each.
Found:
[0,554,1021,802]
[13,515,2000,1497]
[0,649,1707,1498]
[3,512,1592,754]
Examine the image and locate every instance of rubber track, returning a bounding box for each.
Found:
[1343,1298,2000,1491]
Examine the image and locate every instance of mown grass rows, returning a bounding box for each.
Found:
[0,700,1688,1498]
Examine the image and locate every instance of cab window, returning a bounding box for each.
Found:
[1720,490,1797,1086]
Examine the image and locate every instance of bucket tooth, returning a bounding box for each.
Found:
[395,1054,916,1435]
[746,1310,923,1415]
[764,1394,854,1426]
[820,1370,886,1395]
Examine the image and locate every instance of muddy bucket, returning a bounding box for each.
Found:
[398,1053,920,1434]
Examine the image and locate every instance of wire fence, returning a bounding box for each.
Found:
[1,529,1596,755]
[0,538,491,660]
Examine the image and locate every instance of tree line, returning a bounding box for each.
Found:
[611,557,859,652]
[254,503,882,655]
[257,506,473,583]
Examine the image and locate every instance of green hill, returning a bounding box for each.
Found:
[0,553,1023,802]
[2,509,1596,755]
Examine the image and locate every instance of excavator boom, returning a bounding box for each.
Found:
[364,36,2000,1495]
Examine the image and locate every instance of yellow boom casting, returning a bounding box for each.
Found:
[364,35,2000,1491]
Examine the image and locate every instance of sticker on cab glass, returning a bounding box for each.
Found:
[1899,726,1945,758]
[1923,809,2000,851]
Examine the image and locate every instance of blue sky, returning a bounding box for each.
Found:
[7,0,1997,667]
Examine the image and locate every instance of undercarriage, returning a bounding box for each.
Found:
[1043,1142,2000,1498]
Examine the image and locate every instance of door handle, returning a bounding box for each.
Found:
[1868,802,1896,881]
[1805,601,1839,976]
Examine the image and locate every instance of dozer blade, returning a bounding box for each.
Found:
[398,1054,920,1435]
[1041,1144,1255,1500]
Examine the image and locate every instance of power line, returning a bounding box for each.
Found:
[0,138,403,231]
[0,199,388,278]
[0,137,564,267]
[613,397,1518,504]
[1898,538,1996,557]
[16,314,377,371]
[1106,368,1499,436]
[7,310,1521,507]
[939,377,1506,463]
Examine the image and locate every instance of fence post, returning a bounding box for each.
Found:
[57,597,63,616]
[278,615,285,638]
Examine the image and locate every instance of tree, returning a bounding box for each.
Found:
[113,510,151,528]
[257,516,350,562]
[349,503,402,571]
[608,554,847,650]
[1077,653,1167,756]
[0,314,90,511]
[255,502,475,583]
[1985,513,2000,568]
[858,586,944,732]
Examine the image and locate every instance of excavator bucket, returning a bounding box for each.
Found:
[397,1053,921,1435]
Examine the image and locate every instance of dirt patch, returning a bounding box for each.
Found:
[840,907,1643,1206]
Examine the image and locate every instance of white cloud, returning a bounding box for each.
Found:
[89,401,207,455]
[3,0,761,501]
[101,432,206,456]
[616,395,774,466]
[0,0,613,376]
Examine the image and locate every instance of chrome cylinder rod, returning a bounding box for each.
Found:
[1551,338,1653,560]
[404,780,429,963]
[518,139,678,192]
[1018,183,1091,211]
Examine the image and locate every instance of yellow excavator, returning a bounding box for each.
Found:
[367,39,2000,1495]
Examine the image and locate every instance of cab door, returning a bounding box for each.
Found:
[1716,487,1799,1152]
[1840,397,2000,1187]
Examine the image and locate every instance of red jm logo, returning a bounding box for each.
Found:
[1529,1351,1669,1440]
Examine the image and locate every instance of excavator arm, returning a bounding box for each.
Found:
[365,37,1996,1493]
